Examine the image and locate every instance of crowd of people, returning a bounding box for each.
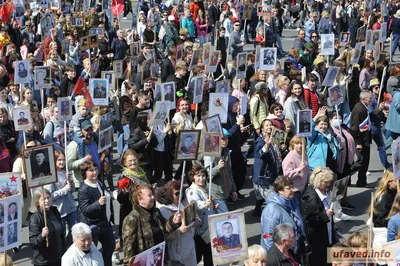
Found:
[0,0,399,265]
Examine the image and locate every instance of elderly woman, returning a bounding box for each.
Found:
[261,176,304,257]
[307,107,341,171]
[156,181,196,266]
[77,159,115,266]
[186,164,216,265]
[283,81,307,133]
[252,119,282,216]
[244,244,267,266]
[29,188,65,266]
[282,136,310,197]
[301,167,336,266]
[181,9,196,42]
[62,223,103,265]
[122,184,181,265]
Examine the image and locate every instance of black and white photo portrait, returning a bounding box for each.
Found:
[7,222,17,245]
[13,106,31,131]
[297,110,312,137]
[31,149,51,179]
[90,79,109,106]
[58,97,72,121]
[259,48,277,71]
[14,60,30,84]
[236,53,247,79]
[204,115,223,134]
[217,219,241,249]
[35,66,51,89]
[161,82,176,110]
[322,66,340,87]
[321,34,335,55]
[8,202,17,221]
[328,85,344,106]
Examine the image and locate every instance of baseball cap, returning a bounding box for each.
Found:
[255,82,268,91]
[81,119,93,130]
[222,128,231,137]
[305,42,313,50]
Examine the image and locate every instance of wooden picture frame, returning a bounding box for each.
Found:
[175,130,201,161]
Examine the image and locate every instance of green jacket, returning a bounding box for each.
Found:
[122,203,180,264]
[164,24,179,48]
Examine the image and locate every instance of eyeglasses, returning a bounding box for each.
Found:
[311,35,318,38]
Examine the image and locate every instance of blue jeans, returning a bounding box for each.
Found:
[372,128,391,168]
[385,130,400,149]
[214,199,229,214]
[210,26,215,44]
[61,210,78,246]
[275,34,284,53]
[392,33,400,56]
[198,35,207,47]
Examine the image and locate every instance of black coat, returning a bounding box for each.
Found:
[373,190,396,228]
[207,4,220,26]
[29,207,65,265]
[301,185,335,266]
[161,58,175,83]
[266,244,298,266]
[128,128,158,166]
[350,101,372,147]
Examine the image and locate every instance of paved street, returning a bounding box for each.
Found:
[10,15,396,265]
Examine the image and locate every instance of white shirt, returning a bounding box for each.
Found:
[315,188,332,244]
[61,243,104,266]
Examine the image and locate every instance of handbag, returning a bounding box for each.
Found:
[89,220,109,236]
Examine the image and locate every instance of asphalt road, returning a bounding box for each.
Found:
[10,15,396,265]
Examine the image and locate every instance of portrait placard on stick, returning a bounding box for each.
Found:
[236,52,247,79]
[208,209,248,265]
[176,44,183,63]
[14,60,30,85]
[296,110,312,137]
[209,93,229,124]
[22,144,58,188]
[0,194,23,252]
[98,128,113,153]
[89,79,109,106]
[182,202,196,227]
[322,66,340,87]
[57,97,72,122]
[203,42,211,66]
[161,82,176,110]
[34,66,51,89]
[259,48,277,71]
[204,115,223,135]
[271,127,287,146]
[0,173,22,198]
[351,43,363,64]
[13,106,31,131]
[207,50,220,73]
[203,132,222,157]
[148,101,169,127]
[176,130,201,161]
[113,60,124,79]
[129,241,166,266]
[192,75,204,104]
[189,49,202,71]
[215,80,230,94]
[240,95,247,116]
[327,85,344,106]
[320,34,335,56]
[101,71,115,92]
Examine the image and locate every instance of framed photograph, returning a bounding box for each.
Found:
[236,52,247,79]
[242,4,252,19]
[79,36,89,51]
[176,44,183,62]
[320,34,335,56]
[240,95,248,116]
[351,42,362,64]
[22,144,57,188]
[98,127,113,153]
[99,112,113,132]
[89,35,98,49]
[0,194,23,252]
[203,132,222,157]
[207,50,220,73]
[216,80,230,94]
[372,30,380,46]
[322,66,340,87]
[330,176,350,203]
[141,60,152,84]
[161,82,176,110]
[296,109,312,137]
[154,84,162,101]
[13,106,31,131]
[204,114,223,134]
[208,209,248,265]
[271,127,287,146]
[57,97,72,121]
[50,0,59,9]
[192,75,204,104]
[189,49,202,71]
[146,49,155,63]
[34,66,51,89]
[129,241,166,266]
[203,42,211,65]
[356,25,366,41]
[392,137,400,180]
[255,45,261,70]
[0,173,22,198]
[182,202,196,227]
[152,63,159,79]
[327,85,344,106]
[339,32,350,46]
[14,60,30,85]
[71,17,83,27]
[209,93,229,124]
[176,130,201,161]
[101,71,115,92]
[113,60,124,79]
[148,101,169,127]
[131,41,141,56]
[61,39,69,55]
[259,48,277,71]
[89,79,109,106]
[380,22,387,43]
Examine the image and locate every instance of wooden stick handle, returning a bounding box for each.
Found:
[4,250,6,265]
[41,186,49,247]
[301,138,305,164]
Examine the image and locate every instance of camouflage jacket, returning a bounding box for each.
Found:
[164,24,179,48]
[122,203,180,264]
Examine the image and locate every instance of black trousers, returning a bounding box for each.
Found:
[231,151,247,191]
[174,161,193,185]
[356,145,370,185]
[194,235,214,266]
[152,150,174,184]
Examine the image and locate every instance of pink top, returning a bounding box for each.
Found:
[20,45,28,60]
[195,17,208,37]
[282,150,309,192]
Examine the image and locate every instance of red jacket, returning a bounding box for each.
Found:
[303,88,320,117]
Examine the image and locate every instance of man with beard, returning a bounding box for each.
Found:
[67,119,100,188]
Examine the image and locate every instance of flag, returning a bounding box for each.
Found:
[0,1,15,23]
[359,117,369,131]
[71,77,94,108]
[110,0,124,17]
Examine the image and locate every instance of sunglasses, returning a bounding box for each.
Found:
[274,108,283,111]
